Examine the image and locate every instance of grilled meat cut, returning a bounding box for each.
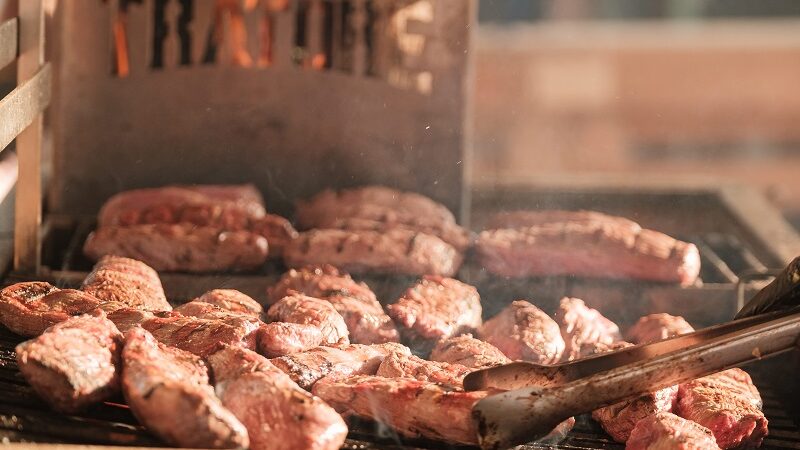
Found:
[487,210,640,230]
[84,223,269,272]
[478,300,565,364]
[209,346,348,450]
[174,300,261,325]
[627,412,720,450]
[376,351,471,389]
[0,282,100,337]
[141,313,260,358]
[284,229,462,277]
[475,211,701,285]
[121,328,248,448]
[258,322,325,357]
[429,334,511,369]
[555,297,622,361]
[16,312,123,413]
[627,313,696,344]
[324,216,471,253]
[194,289,263,318]
[248,214,299,256]
[267,294,349,345]
[677,369,767,449]
[387,276,481,353]
[313,375,485,445]
[81,256,170,311]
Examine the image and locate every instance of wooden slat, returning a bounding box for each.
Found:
[0,63,51,153]
[0,18,17,71]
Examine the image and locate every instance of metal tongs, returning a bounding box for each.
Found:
[465,257,800,450]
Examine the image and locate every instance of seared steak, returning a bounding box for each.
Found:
[478,300,565,364]
[140,313,260,358]
[376,351,471,389]
[387,276,481,352]
[677,369,767,449]
[258,322,324,357]
[0,282,100,337]
[16,312,123,413]
[627,412,720,450]
[81,256,170,311]
[324,216,471,253]
[194,289,263,318]
[313,375,485,445]
[174,301,261,326]
[121,328,248,448]
[84,224,269,272]
[284,229,462,277]
[267,294,349,345]
[209,346,348,450]
[627,313,696,344]
[429,334,511,369]
[555,297,621,361]
[102,306,158,333]
[487,210,639,230]
[248,214,300,257]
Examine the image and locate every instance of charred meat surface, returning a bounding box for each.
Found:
[313,375,485,445]
[555,297,622,361]
[81,256,170,311]
[478,300,565,364]
[284,229,462,277]
[16,312,123,413]
[121,328,248,448]
[627,313,696,344]
[677,369,768,449]
[209,346,348,450]
[376,351,471,389]
[429,334,511,369]
[258,322,325,357]
[267,294,349,345]
[627,412,720,450]
[0,282,100,337]
[194,289,263,318]
[387,276,481,353]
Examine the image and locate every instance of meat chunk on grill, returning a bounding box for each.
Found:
[81,256,170,311]
[174,300,261,325]
[313,375,485,445]
[677,369,767,449]
[269,265,399,344]
[387,276,481,353]
[475,211,701,285]
[627,412,720,450]
[627,313,696,344]
[324,216,471,253]
[102,305,158,333]
[267,294,349,345]
[284,229,462,277]
[84,224,269,273]
[487,209,639,230]
[209,346,347,450]
[0,282,100,337]
[478,300,564,364]
[376,351,471,389]
[258,322,325,357]
[429,334,511,369]
[140,313,260,358]
[555,297,622,361]
[248,214,300,257]
[16,312,123,413]
[121,328,248,448]
[194,289,263,318]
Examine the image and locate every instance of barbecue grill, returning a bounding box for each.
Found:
[2,1,800,449]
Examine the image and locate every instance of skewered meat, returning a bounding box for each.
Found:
[429,334,511,369]
[194,289,263,318]
[258,322,325,357]
[475,212,701,285]
[84,224,269,272]
[209,346,348,450]
[81,256,170,311]
[270,342,410,390]
[313,375,485,445]
[555,297,622,361]
[478,300,565,364]
[284,229,462,277]
[267,294,349,345]
[627,412,720,450]
[387,276,481,353]
[677,369,768,449]
[121,328,248,448]
[269,266,399,344]
[627,313,695,344]
[0,282,100,337]
[376,351,471,389]
[16,312,123,413]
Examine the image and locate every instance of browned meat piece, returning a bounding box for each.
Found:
[258,322,324,357]
[102,306,158,333]
[267,294,349,345]
[209,346,348,450]
[478,300,564,363]
[677,369,767,449]
[429,334,511,369]
[323,215,471,252]
[487,210,639,230]
[627,313,696,344]
[555,297,622,361]
[174,300,261,326]
[313,375,485,445]
[84,224,269,272]
[376,351,471,389]
[140,313,260,358]
[121,328,248,448]
[81,256,170,311]
[475,214,701,285]
[0,282,100,337]
[270,342,410,390]
[16,312,123,413]
[284,229,462,277]
[627,412,720,450]
[249,214,299,257]
[387,276,481,352]
[194,289,263,318]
